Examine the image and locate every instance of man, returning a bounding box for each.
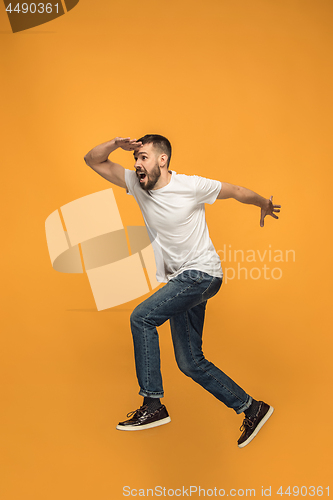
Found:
[84,135,281,448]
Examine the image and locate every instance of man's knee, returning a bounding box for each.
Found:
[130,304,159,329]
[176,354,201,379]
[130,306,144,328]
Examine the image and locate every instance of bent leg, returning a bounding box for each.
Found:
[130,270,224,399]
[170,303,252,414]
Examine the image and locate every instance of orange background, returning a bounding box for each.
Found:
[0,0,332,498]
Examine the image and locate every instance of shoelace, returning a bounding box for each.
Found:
[126,404,148,418]
[240,402,262,431]
[240,417,254,432]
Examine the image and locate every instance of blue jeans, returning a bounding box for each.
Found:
[130,269,252,414]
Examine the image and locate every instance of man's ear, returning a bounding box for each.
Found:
[159,154,168,167]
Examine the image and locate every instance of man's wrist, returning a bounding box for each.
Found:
[259,198,269,210]
[111,138,119,150]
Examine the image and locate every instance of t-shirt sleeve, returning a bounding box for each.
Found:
[124,169,137,196]
[193,175,222,205]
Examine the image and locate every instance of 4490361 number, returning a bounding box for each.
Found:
[277,486,330,496]
[6,3,59,14]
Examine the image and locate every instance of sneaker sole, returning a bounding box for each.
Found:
[116,416,171,431]
[238,406,274,448]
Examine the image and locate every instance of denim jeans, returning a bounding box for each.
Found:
[130,269,252,414]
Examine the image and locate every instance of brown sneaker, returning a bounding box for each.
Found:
[116,404,171,431]
[238,401,274,448]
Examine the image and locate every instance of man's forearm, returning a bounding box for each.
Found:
[234,186,268,209]
[84,138,118,165]
[218,182,280,226]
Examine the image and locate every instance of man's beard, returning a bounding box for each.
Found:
[138,163,161,191]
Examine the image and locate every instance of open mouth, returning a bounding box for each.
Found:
[137,171,147,182]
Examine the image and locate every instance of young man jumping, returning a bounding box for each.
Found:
[84,135,281,448]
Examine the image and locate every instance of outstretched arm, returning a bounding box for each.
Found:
[84,137,142,188]
[217,183,281,227]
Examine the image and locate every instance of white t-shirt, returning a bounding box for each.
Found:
[124,169,223,283]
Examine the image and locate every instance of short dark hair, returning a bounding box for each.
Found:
[137,134,172,169]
